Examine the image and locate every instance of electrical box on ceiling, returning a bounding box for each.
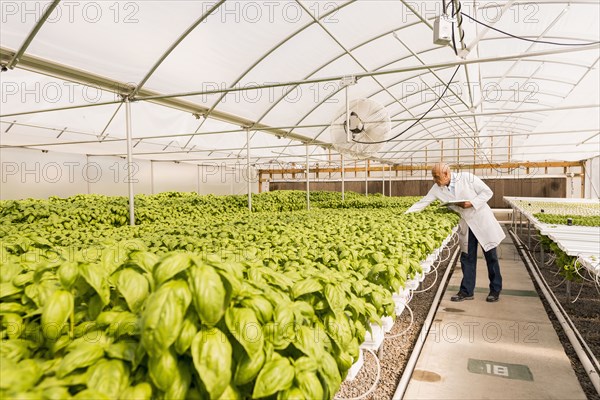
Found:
[433,15,452,45]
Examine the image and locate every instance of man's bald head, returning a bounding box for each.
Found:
[431,162,451,187]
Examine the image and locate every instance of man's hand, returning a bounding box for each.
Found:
[456,201,473,209]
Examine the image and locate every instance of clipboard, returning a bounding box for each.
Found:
[439,199,470,207]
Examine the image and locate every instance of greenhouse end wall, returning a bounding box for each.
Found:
[0,148,258,200]
[585,156,600,199]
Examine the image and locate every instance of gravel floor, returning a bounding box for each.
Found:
[516,231,600,400]
[335,244,458,400]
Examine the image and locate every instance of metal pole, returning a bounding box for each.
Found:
[540,234,545,268]
[86,155,91,194]
[5,113,598,147]
[365,161,368,196]
[382,164,385,196]
[511,206,515,232]
[343,83,349,202]
[345,85,351,144]
[197,165,200,194]
[341,153,345,201]
[519,211,523,235]
[247,129,252,211]
[125,99,135,226]
[306,144,310,210]
[5,0,61,70]
[133,44,600,102]
[389,165,392,197]
[150,160,155,194]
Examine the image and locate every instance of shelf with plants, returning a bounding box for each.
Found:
[503,197,600,279]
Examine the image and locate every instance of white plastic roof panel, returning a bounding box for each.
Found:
[9,102,118,138]
[0,69,117,115]
[316,1,417,50]
[258,80,342,129]
[24,2,204,84]
[237,24,341,87]
[0,0,53,49]
[109,101,202,139]
[299,0,349,20]
[350,35,413,73]
[143,2,313,95]
[1,0,599,165]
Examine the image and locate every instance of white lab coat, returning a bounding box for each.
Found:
[406,171,505,253]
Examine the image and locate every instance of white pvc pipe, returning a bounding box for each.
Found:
[511,231,600,395]
[392,247,460,400]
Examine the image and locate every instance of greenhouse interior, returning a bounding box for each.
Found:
[1,1,599,399]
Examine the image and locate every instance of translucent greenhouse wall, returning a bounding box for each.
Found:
[0,148,258,200]
[1,148,593,201]
[585,156,600,199]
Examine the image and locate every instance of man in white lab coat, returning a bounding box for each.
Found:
[406,163,505,302]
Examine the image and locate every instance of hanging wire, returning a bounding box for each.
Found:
[351,66,461,144]
[570,280,585,303]
[573,257,593,283]
[460,12,600,46]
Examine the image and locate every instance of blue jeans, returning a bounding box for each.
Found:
[459,228,502,296]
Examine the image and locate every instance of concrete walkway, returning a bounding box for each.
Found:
[402,231,586,399]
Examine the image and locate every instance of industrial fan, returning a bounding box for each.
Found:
[329,98,391,158]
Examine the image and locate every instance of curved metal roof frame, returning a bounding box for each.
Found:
[261,1,591,150]
[384,112,548,156]
[271,49,596,161]
[1,0,599,165]
[186,0,357,148]
[305,82,554,156]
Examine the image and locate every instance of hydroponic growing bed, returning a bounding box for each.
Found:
[0,191,459,399]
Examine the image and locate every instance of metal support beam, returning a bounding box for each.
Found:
[465,0,517,53]
[125,98,135,226]
[382,164,385,196]
[306,144,310,210]
[259,160,583,176]
[365,161,368,196]
[341,153,345,201]
[4,0,61,70]
[389,165,392,197]
[247,129,252,211]
[132,1,224,97]
[197,165,201,195]
[124,44,600,102]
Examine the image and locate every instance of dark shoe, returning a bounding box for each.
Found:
[486,291,500,302]
[451,292,474,302]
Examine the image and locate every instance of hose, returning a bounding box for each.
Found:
[334,349,382,400]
